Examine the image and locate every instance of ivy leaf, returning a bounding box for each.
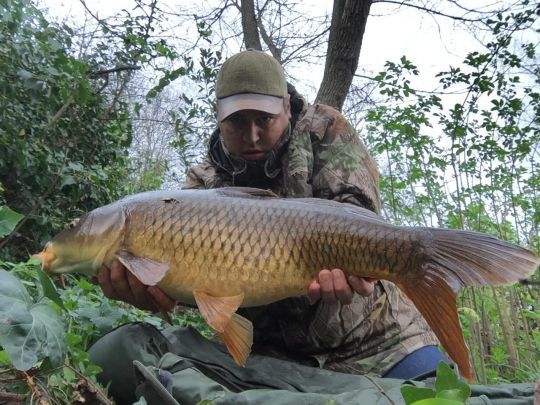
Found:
[0,206,24,238]
[0,270,66,370]
[36,268,66,310]
[434,362,471,402]
[16,68,33,80]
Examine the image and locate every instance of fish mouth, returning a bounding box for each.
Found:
[32,243,56,272]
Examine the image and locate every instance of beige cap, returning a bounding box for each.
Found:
[216,49,287,122]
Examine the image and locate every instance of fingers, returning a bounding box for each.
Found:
[109,260,137,304]
[97,261,176,312]
[126,269,157,310]
[331,269,354,304]
[148,287,177,311]
[98,262,126,302]
[348,276,376,297]
[309,269,354,305]
[319,269,354,304]
[307,279,322,304]
[308,269,377,305]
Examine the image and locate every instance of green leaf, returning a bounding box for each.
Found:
[0,350,11,365]
[36,268,66,310]
[436,389,467,401]
[16,69,33,80]
[401,385,435,404]
[0,206,24,238]
[434,362,471,402]
[0,270,66,370]
[411,399,464,405]
[85,363,103,376]
[60,174,77,188]
[458,306,481,322]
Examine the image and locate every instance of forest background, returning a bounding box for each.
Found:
[0,0,538,402]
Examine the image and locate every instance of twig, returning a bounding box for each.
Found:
[80,0,110,28]
[45,96,75,129]
[63,363,114,405]
[24,372,49,405]
[0,375,26,382]
[354,73,467,96]
[373,0,484,23]
[0,152,69,251]
[89,65,141,76]
[98,73,130,120]
[0,391,26,402]
[519,278,540,286]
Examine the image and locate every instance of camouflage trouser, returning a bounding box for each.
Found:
[87,323,536,405]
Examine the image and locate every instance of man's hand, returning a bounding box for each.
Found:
[95,260,176,312]
[307,269,377,305]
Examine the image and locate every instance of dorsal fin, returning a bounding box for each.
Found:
[291,198,384,221]
[215,187,280,199]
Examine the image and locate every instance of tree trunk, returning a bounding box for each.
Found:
[315,0,372,111]
[241,0,263,50]
[492,288,520,373]
[470,289,487,383]
[517,290,535,368]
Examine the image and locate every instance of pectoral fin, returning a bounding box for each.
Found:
[193,290,253,366]
[116,250,169,286]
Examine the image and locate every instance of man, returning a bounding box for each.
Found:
[95,50,445,383]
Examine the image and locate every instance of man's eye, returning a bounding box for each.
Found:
[257,116,273,125]
[227,115,241,123]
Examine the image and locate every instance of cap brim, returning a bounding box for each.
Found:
[217,93,283,122]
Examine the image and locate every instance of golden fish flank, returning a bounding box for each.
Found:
[34,187,540,381]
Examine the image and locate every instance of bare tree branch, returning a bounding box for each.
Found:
[257,17,282,62]
[89,65,141,76]
[373,0,490,23]
[281,25,330,65]
[240,0,263,50]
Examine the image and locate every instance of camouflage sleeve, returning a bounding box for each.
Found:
[182,158,219,190]
[298,104,381,213]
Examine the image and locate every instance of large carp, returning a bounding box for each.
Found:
[34,187,539,381]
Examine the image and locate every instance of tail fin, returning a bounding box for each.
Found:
[397,229,539,382]
[427,229,538,287]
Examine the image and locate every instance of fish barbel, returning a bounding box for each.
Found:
[33,187,539,381]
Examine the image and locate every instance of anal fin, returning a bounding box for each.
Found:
[217,313,253,367]
[193,290,253,366]
[193,290,244,332]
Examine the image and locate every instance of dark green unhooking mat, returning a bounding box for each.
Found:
[88,322,535,405]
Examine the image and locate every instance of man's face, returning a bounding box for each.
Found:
[219,97,291,161]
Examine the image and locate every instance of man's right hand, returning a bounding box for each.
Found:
[95,260,176,312]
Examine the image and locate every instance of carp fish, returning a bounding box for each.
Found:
[34,187,539,381]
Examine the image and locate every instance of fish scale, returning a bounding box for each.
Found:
[122,193,411,305]
[35,188,539,380]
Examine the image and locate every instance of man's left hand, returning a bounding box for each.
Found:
[307,269,377,305]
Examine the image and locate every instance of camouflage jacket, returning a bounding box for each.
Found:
[183,97,438,376]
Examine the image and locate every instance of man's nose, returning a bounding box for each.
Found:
[243,120,260,144]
